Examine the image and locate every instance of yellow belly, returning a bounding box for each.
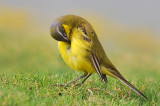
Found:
[58,41,96,74]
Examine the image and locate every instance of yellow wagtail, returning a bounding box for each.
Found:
[50,15,148,99]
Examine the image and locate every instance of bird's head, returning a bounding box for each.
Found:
[50,15,95,43]
[50,15,79,43]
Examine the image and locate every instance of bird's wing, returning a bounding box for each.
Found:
[77,22,120,77]
[91,53,103,81]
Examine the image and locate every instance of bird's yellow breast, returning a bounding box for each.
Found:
[58,38,96,74]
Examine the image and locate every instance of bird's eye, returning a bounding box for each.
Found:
[78,26,87,35]
[56,26,67,37]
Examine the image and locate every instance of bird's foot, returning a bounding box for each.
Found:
[75,83,82,86]
[55,83,82,87]
[55,84,66,87]
[102,74,108,84]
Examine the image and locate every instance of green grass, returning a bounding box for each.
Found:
[0,30,160,105]
[0,70,159,105]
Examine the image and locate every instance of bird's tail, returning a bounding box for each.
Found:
[102,63,148,99]
[114,74,148,100]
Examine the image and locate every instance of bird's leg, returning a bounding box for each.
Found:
[65,74,88,86]
[102,74,108,83]
[76,74,92,86]
[56,74,87,87]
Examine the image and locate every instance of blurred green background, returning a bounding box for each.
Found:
[0,0,160,105]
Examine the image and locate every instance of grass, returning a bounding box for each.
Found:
[0,29,160,105]
[0,70,159,105]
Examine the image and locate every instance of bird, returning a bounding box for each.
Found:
[50,15,148,99]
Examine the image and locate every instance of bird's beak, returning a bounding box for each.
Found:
[50,28,70,42]
[50,23,70,43]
